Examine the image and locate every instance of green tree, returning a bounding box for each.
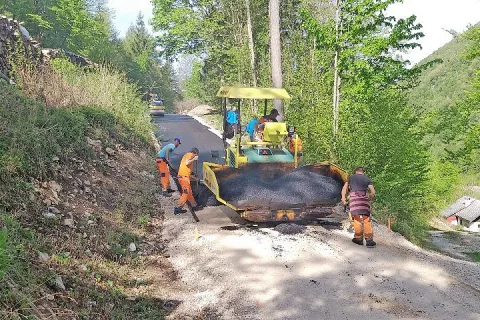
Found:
[124,13,154,72]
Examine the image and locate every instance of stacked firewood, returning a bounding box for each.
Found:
[0,16,42,82]
[0,16,96,83]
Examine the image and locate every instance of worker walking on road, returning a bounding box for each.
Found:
[341,167,376,248]
[174,148,201,215]
[156,138,181,197]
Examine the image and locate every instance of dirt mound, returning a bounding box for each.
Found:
[188,104,216,116]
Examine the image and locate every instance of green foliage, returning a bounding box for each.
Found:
[295,0,431,238]
[1,0,179,109]
[464,24,480,60]
[184,61,207,101]
[151,0,223,57]
[0,215,40,320]
[465,252,480,263]
[0,60,156,210]
[411,25,480,177]
[0,227,8,280]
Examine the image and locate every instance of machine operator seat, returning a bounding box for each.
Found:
[262,122,288,145]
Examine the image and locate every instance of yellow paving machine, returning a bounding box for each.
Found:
[202,86,347,222]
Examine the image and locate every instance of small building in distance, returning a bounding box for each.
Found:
[442,196,480,232]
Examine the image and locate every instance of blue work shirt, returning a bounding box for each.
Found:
[246,119,258,136]
[157,143,176,159]
[226,110,238,125]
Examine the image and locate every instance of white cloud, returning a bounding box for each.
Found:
[388,0,480,64]
[108,0,153,38]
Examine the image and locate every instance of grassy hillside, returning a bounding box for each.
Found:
[408,35,480,114]
[409,27,480,216]
[0,63,183,318]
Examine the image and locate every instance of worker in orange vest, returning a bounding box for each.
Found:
[174,148,201,214]
[288,127,303,164]
[156,137,181,197]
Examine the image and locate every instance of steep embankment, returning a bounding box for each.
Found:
[0,81,214,318]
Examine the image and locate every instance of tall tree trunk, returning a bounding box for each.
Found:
[245,0,258,113]
[269,0,284,120]
[333,0,341,139]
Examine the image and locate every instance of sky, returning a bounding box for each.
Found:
[387,0,480,64]
[108,0,480,65]
[108,0,154,35]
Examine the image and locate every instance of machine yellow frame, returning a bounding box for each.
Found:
[199,86,349,222]
[202,161,349,222]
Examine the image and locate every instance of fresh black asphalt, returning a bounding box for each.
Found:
[152,114,225,179]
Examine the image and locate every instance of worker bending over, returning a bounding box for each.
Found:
[174,148,201,214]
[156,138,181,197]
[341,167,376,248]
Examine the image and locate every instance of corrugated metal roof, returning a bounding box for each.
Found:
[456,199,480,223]
[442,196,474,218]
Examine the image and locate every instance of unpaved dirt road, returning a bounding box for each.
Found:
[154,114,480,320]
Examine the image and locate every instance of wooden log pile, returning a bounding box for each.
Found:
[0,16,95,83]
[41,48,96,68]
[0,15,42,82]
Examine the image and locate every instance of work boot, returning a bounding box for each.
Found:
[162,191,172,197]
[352,238,364,246]
[173,207,187,215]
[365,240,376,248]
[166,188,176,193]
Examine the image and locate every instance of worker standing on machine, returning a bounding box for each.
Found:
[226,104,239,136]
[246,116,258,142]
[156,138,181,197]
[341,167,376,248]
[174,148,201,215]
[288,127,303,163]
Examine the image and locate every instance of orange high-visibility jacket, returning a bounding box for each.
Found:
[178,152,196,177]
[289,136,303,154]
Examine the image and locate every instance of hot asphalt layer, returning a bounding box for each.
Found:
[152,114,226,178]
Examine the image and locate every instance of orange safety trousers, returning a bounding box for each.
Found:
[351,215,373,240]
[156,158,170,191]
[178,177,197,208]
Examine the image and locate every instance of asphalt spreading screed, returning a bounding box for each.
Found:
[218,167,343,206]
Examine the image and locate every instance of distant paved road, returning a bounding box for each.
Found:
[152,114,225,178]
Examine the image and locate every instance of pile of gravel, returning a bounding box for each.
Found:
[274,223,306,234]
[218,167,342,206]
